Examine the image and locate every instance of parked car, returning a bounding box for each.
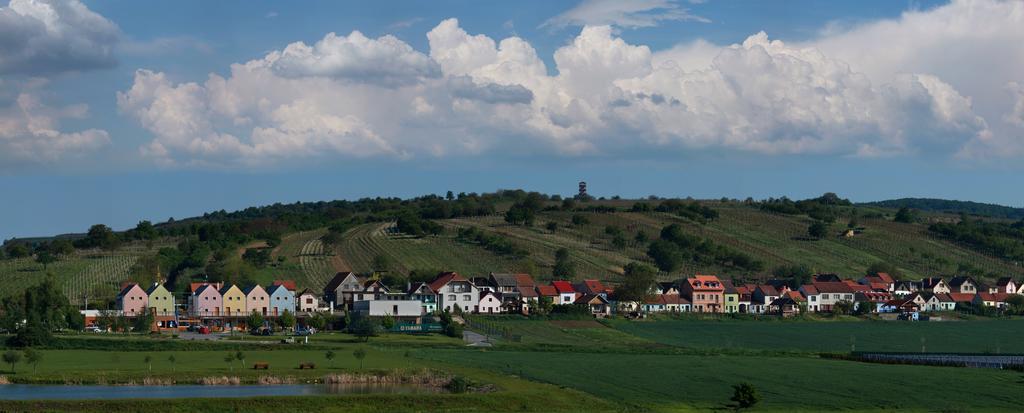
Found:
[251,326,272,336]
[86,325,104,333]
[198,326,210,334]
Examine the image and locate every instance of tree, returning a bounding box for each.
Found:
[611,233,627,249]
[246,310,265,331]
[446,191,454,201]
[133,308,155,333]
[730,382,761,410]
[894,207,916,223]
[552,248,575,279]
[350,316,378,342]
[23,348,41,372]
[6,243,30,259]
[3,350,21,373]
[381,314,395,330]
[235,351,246,369]
[616,263,658,311]
[325,350,336,368]
[144,355,153,372]
[279,310,296,331]
[35,252,56,270]
[84,224,120,251]
[306,312,327,331]
[832,300,854,315]
[536,295,554,315]
[444,322,463,338]
[50,239,75,256]
[353,348,367,369]
[647,240,684,273]
[808,221,829,239]
[224,353,235,372]
[168,354,177,372]
[854,301,876,316]
[634,230,648,245]
[134,220,158,240]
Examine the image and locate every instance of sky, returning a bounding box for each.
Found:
[2,0,1023,239]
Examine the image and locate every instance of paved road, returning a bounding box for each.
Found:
[463,330,492,347]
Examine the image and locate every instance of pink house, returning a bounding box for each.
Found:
[117,283,149,316]
[243,285,270,316]
[191,283,223,317]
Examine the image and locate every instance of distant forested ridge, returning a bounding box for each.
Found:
[862,198,1024,220]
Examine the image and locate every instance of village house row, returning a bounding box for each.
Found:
[103,270,1023,328]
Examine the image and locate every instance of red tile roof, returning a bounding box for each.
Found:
[428,272,468,292]
[535,285,558,297]
[514,274,536,288]
[552,281,575,294]
[273,280,297,291]
[947,293,976,303]
[810,281,855,294]
[517,286,538,298]
[784,290,806,302]
[686,275,724,291]
[576,279,609,295]
[874,272,895,283]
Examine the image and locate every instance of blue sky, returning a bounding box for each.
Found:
[1,0,1022,239]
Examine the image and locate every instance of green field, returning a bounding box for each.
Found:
[5,318,1024,411]
[422,349,1023,412]
[606,318,1024,353]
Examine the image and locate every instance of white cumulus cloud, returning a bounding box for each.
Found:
[265,30,440,87]
[0,0,118,75]
[120,7,1022,167]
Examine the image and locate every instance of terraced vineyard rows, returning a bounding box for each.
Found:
[0,251,144,305]
[309,204,1024,285]
[62,254,140,306]
[337,222,524,276]
[270,229,341,291]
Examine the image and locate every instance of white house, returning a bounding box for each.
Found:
[800,282,855,313]
[478,291,503,314]
[551,281,576,305]
[296,288,320,312]
[429,272,480,313]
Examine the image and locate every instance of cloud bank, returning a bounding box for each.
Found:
[0,0,116,168]
[119,0,1024,167]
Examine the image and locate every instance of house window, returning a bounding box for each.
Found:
[463,294,471,301]
[393,305,399,314]
[448,294,456,301]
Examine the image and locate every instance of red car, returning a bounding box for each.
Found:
[198,326,210,334]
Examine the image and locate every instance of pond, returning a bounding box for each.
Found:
[0,383,444,400]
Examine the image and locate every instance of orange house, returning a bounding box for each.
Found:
[680,275,725,313]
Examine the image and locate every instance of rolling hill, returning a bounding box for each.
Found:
[862,198,1024,220]
[4,195,1024,303]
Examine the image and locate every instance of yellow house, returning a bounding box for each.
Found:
[722,280,740,313]
[146,283,175,317]
[219,284,246,317]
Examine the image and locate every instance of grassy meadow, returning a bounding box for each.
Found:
[5,318,1024,411]
[605,317,1024,353]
